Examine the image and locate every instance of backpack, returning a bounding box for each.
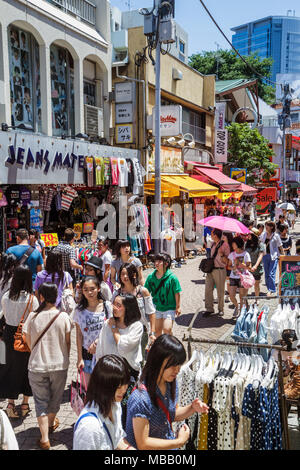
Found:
[61,288,76,316]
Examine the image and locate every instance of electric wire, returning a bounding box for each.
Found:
[198,0,283,90]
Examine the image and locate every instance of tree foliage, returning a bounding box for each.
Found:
[189,50,275,104]
[226,123,277,184]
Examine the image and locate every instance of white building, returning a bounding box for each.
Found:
[0,0,112,139]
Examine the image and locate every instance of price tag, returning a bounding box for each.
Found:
[40,233,59,247]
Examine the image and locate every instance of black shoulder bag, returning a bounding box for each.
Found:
[199,241,223,274]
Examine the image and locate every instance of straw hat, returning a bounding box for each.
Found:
[251,228,260,237]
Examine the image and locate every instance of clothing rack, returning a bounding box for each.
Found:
[181,335,290,450]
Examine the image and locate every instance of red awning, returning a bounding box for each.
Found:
[238,183,257,194]
[192,166,242,192]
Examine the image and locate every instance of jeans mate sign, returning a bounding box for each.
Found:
[0,132,139,185]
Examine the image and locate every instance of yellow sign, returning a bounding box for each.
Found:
[230,169,247,183]
[40,233,59,248]
[217,193,232,201]
[73,223,83,234]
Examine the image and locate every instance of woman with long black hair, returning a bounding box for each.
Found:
[0,265,39,418]
[34,251,73,308]
[125,335,209,450]
[73,277,113,387]
[73,355,135,450]
[0,252,18,303]
[23,283,72,450]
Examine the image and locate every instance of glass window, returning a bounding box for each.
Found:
[50,44,74,137]
[8,25,41,131]
[179,40,185,54]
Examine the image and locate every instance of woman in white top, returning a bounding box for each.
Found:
[73,355,135,451]
[23,283,72,450]
[0,265,39,419]
[96,293,143,377]
[112,263,156,359]
[74,277,113,387]
[227,236,252,318]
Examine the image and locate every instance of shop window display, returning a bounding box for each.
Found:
[50,44,74,137]
[8,25,41,130]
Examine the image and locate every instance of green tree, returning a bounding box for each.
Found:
[226,123,277,184]
[189,50,275,104]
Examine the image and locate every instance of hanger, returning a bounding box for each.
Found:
[184,349,199,370]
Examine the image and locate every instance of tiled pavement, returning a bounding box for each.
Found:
[1,219,299,450]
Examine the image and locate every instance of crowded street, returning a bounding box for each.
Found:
[1,0,300,456]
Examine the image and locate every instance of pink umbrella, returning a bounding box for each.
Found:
[197,216,251,234]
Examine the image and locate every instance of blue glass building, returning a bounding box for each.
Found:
[231,15,300,84]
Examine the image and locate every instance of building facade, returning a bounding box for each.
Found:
[231,14,300,84]
[0,0,112,140]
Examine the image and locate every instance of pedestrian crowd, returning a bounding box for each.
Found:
[0,198,298,451]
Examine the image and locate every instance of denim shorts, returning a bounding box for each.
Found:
[83,359,94,374]
[156,310,176,321]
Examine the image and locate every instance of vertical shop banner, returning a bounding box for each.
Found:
[256,187,277,215]
[215,102,226,130]
[214,129,228,164]
[279,256,300,301]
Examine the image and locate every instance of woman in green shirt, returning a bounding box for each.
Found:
[144,254,182,338]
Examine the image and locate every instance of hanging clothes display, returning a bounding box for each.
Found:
[160,228,176,260]
[231,304,270,361]
[176,349,282,451]
[128,204,152,256]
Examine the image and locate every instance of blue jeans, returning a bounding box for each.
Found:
[263,254,278,293]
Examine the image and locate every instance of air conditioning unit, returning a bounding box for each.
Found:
[84,105,104,137]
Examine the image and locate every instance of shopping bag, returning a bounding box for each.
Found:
[70,370,87,416]
[237,270,255,289]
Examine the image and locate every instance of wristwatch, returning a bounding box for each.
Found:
[111,325,116,330]
[150,332,156,337]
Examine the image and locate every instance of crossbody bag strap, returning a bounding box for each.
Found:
[74,412,114,449]
[17,246,35,266]
[154,277,166,296]
[30,311,62,351]
[211,240,224,260]
[17,294,34,330]
[133,384,173,431]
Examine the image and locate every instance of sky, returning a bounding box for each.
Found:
[110,0,300,56]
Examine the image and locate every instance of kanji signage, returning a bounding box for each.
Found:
[115,124,134,144]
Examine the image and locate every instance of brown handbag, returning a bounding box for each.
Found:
[13,295,34,353]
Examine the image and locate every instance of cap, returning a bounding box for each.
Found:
[85,256,103,271]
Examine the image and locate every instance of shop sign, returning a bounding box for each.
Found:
[230,168,247,184]
[214,129,228,164]
[215,103,226,130]
[147,146,184,174]
[83,223,94,234]
[73,223,83,233]
[217,192,232,201]
[115,124,134,144]
[279,256,300,300]
[115,82,135,104]
[0,131,140,185]
[115,103,133,124]
[40,233,59,247]
[256,187,277,214]
[152,105,183,137]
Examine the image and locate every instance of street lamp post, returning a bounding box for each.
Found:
[154,22,161,254]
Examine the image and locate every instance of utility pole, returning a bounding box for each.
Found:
[141,0,175,253]
[278,84,292,202]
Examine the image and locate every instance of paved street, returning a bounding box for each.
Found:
[1,219,300,450]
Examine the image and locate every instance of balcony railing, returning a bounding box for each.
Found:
[182,122,206,145]
[47,0,96,26]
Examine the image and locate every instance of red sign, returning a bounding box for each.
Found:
[256,187,277,215]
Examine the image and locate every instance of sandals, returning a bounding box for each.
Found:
[6,403,19,419]
[37,439,51,450]
[49,417,59,434]
[20,403,31,418]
